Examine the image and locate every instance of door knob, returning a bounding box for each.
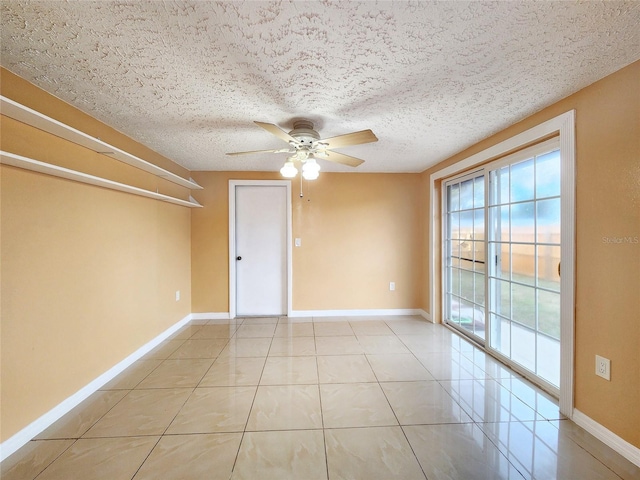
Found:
[236,256,242,261]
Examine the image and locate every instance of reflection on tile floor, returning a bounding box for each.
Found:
[3,316,638,480]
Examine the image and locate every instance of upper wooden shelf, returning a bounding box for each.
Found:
[0,95,203,190]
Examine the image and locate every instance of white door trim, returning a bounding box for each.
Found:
[229,180,292,319]
[429,110,576,417]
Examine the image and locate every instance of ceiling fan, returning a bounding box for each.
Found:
[226,120,378,179]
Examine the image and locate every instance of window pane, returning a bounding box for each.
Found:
[460,270,474,302]
[495,167,509,205]
[450,267,461,296]
[459,299,476,334]
[490,278,511,318]
[450,296,461,325]
[511,202,535,244]
[474,272,485,306]
[472,241,485,271]
[510,158,535,202]
[490,314,511,357]
[460,210,474,239]
[537,333,560,386]
[474,209,485,240]
[448,183,460,211]
[538,290,560,339]
[449,211,460,240]
[511,244,535,285]
[451,237,461,259]
[489,205,510,242]
[500,206,510,241]
[536,198,560,244]
[474,176,485,208]
[474,308,486,339]
[511,283,536,329]
[460,179,474,210]
[536,150,561,199]
[492,242,510,280]
[511,322,535,372]
[460,255,474,271]
[537,245,560,292]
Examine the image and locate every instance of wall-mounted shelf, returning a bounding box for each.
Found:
[1,151,202,208]
[0,95,203,190]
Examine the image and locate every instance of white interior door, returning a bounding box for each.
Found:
[235,185,287,316]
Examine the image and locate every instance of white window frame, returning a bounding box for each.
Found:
[429,111,575,416]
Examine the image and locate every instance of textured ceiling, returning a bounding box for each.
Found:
[1,1,639,173]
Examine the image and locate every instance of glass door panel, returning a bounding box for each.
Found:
[488,148,561,388]
[444,171,486,343]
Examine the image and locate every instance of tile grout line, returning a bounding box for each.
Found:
[228,325,276,476]
[130,321,235,479]
[382,320,435,480]
[29,439,78,480]
[315,353,331,480]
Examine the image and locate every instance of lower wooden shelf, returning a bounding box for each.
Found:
[0,151,203,208]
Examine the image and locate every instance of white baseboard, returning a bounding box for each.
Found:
[289,308,426,319]
[418,309,432,322]
[0,314,192,463]
[190,312,231,320]
[572,409,640,467]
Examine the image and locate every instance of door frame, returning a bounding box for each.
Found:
[429,110,575,417]
[229,180,292,319]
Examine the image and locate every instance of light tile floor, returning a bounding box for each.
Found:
[2,316,639,480]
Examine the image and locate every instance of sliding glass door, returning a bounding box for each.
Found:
[443,139,562,392]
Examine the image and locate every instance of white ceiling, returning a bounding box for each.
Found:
[1,1,639,173]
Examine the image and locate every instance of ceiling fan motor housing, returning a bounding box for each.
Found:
[289,120,320,147]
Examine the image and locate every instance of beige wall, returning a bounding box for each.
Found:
[190,171,423,313]
[0,71,193,442]
[422,60,640,447]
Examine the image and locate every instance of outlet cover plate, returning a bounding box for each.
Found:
[595,355,610,381]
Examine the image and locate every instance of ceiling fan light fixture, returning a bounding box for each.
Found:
[302,169,320,180]
[303,158,320,172]
[280,160,298,178]
[302,158,320,180]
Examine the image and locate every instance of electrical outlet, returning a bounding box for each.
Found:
[595,355,610,381]
[175,290,180,302]
[389,282,395,291]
